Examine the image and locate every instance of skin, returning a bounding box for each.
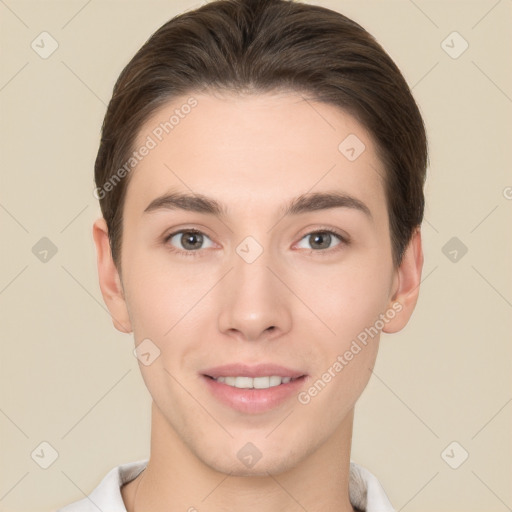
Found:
[93,91,423,512]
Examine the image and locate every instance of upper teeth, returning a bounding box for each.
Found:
[214,376,292,389]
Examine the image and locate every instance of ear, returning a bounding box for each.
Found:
[382,227,423,334]
[92,217,132,333]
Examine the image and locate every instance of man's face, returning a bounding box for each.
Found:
[116,91,400,475]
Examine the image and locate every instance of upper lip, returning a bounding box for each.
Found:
[202,363,306,379]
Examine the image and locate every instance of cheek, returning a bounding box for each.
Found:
[297,342,377,444]
[122,242,210,340]
[294,254,391,403]
[124,272,172,340]
[304,257,393,344]
[296,266,387,419]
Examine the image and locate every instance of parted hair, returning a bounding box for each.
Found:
[95,0,428,268]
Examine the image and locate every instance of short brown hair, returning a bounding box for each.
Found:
[94,0,427,269]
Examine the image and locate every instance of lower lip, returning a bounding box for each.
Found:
[202,375,307,414]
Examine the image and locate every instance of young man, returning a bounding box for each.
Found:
[58,0,426,510]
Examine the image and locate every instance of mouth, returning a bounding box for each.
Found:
[201,363,308,414]
[204,374,303,389]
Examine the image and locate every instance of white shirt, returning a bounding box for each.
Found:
[57,458,395,512]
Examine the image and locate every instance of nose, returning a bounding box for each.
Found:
[217,245,292,343]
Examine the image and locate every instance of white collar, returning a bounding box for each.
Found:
[57,458,395,512]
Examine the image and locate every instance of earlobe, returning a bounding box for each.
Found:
[92,217,133,334]
[382,228,423,334]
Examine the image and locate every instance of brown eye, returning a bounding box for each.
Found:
[309,232,333,250]
[180,231,203,250]
[165,229,214,253]
[296,230,345,251]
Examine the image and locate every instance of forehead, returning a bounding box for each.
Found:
[126,91,386,218]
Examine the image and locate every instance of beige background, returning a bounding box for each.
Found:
[1,0,511,511]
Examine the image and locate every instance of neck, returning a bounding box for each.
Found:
[124,402,356,512]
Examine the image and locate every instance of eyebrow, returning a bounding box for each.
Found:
[143,190,372,219]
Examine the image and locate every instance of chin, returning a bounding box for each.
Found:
[198,442,306,477]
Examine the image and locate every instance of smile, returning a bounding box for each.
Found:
[208,375,297,389]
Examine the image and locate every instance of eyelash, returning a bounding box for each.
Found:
[163,227,349,258]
